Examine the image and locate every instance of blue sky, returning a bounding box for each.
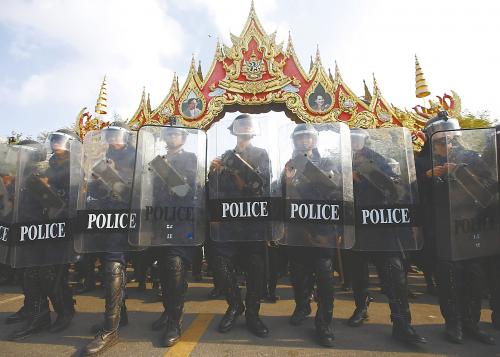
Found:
[1,0,499,138]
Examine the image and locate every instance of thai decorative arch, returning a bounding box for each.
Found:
[105,2,461,151]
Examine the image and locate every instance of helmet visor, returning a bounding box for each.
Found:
[231,117,260,136]
[102,126,129,145]
[47,132,74,152]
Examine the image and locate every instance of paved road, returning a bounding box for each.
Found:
[0,272,499,357]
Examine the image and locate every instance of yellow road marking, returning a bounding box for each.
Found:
[164,313,214,357]
[0,295,23,305]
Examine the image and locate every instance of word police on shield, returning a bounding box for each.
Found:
[78,210,138,232]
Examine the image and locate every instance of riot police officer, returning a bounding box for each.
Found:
[423,112,497,345]
[8,131,79,340]
[283,124,341,347]
[80,122,136,356]
[346,128,427,344]
[145,127,202,347]
[208,114,271,337]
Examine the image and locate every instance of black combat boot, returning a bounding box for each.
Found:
[245,254,268,337]
[444,321,464,344]
[314,258,335,347]
[81,261,125,356]
[8,296,51,341]
[43,265,76,333]
[161,256,187,347]
[214,255,245,333]
[90,303,128,334]
[152,310,168,331]
[5,304,30,325]
[348,294,371,327]
[385,257,426,344]
[289,261,312,326]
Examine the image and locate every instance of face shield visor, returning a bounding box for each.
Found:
[47,132,74,152]
[102,126,130,146]
[230,117,261,137]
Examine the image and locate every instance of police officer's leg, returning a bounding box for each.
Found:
[39,264,75,333]
[437,260,465,343]
[152,253,169,331]
[346,250,370,327]
[245,243,269,337]
[82,254,126,356]
[161,253,188,347]
[314,254,335,347]
[8,267,51,340]
[213,242,244,333]
[461,259,495,345]
[5,268,30,325]
[375,253,426,344]
[288,247,313,326]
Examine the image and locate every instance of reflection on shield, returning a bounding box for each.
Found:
[432,128,500,261]
[207,113,284,243]
[129,125,207,247]
[74,130,140,254]
[352,127,423,252]
[278,122,354,249]
[8,141,82,268]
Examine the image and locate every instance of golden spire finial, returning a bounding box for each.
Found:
[363,79,372,102]
[309,56,313,72]
[328,68,334,82]
[415,55,430,98]
[197,60,203,80]
[334,61,342,80]
[315,45,321,64]
[372,73,380,95]
[95,75,108,115]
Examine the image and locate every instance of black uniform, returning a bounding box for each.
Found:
[209,143,270,337]
[82,137,136,356]
[150,148,199,345]
[346,146,426,344]
[428,142,496,344]
[285,148,336,346]
[9,146,75,340]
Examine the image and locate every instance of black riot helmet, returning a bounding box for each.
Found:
[160,127,189,149]
[227,114,260,137]
[47,128,80,152]
[423,110,461,141]
[16,139,47,162]
[291,124,318,151]
[350,128,369,151]
[102,121,131,146]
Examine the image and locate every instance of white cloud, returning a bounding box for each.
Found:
[0,0,185,123]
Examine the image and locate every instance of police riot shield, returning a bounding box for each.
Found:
[208,114,281,242]
[74,129,141,253]
[129,126,206,247]
[8,141,82,268]
[431,128,500,261]
[352,127,423,251]
[278,123,354,248]
[0,144,19,264]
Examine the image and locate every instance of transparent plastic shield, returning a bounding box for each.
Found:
[0,144,19,264]
[74,130,141,253]
[9,141,82,268]
[352,127,423,251]
[431,128,500,261]
[129,126,206,247]
[278,123,354,248]
[207,116,282,242]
